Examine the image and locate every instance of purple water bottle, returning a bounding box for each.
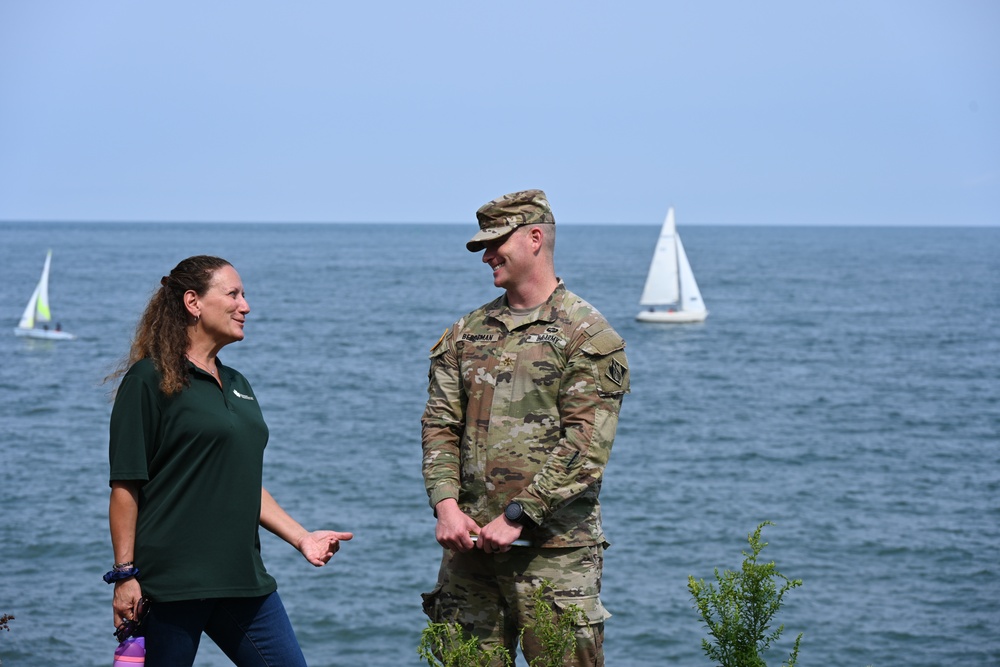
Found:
[113,636,145,665]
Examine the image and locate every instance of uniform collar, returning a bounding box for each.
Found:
[487,280,567,331]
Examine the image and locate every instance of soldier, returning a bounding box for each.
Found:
[420,189,630,666]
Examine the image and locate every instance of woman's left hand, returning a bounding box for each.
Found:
[297,530,354,566]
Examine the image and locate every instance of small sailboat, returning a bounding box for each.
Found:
[636,208,708,323]
[14,250,76,340]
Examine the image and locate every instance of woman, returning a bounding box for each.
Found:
[108,255,352,666]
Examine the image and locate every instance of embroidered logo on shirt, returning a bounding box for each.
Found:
[232,389,255,401]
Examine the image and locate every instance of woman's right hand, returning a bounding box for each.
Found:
[108,481,141,629]
[112,578,144,628]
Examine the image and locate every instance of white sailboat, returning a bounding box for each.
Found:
[14,250,76,340]
[636,208,708,323]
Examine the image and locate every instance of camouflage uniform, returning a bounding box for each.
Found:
[421,279,629,666]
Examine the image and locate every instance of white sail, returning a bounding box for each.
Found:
[14,250,75,340]
[638,208,680,306]
[636,207,708,323]
[675,234,706,314]
[18,250,53,329]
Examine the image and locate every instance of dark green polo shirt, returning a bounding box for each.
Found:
[109,358,277,602]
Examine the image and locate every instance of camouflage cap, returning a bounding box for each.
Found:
[466,189,555,252]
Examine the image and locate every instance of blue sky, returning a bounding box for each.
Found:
[1,1,997,226]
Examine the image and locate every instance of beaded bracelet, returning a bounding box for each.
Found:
[103,566,140,584]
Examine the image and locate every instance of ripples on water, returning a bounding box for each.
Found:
[0,222,997,666]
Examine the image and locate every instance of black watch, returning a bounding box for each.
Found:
[504,501,532,526]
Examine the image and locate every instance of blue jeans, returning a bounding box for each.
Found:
[143,592,307,667]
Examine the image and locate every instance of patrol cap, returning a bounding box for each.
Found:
[466,189,555,252]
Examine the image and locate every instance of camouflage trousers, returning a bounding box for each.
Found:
[421,544,610,667]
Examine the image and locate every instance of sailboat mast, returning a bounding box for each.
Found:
[673,223,683,308]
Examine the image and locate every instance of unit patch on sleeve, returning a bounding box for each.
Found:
[605,357,627,387]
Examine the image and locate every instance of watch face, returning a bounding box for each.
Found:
[504,502,522,522]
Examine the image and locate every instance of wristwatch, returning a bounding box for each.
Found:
[504,501,533,527]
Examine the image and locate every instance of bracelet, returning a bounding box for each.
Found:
[113,561,134,570]
[103,567,140,584]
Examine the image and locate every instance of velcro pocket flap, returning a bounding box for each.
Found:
[553,594,612,626]
[580,328,624,357]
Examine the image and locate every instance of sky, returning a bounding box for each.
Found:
[1,1,997,226]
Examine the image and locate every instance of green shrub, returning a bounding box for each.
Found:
[688,522,803,667]
[417,579,584,667]
[0,614,12,666]
[417,621,512,667]
[522,582,585,667]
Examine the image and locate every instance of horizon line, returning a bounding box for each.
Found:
[2,219,998,229]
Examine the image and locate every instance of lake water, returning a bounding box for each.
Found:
[0,221,997,666]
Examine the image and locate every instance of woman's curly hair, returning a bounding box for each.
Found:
[108,255,231,396]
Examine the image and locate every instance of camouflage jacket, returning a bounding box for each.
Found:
[421,282,629,547]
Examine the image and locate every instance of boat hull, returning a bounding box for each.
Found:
[636,309,708,324]
[14,327,76,340]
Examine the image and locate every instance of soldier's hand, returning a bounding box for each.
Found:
[435,499,479,552]
[476,515,523,554]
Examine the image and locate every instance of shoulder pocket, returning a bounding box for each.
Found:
[580,328,629,395]
[580,328,625,357]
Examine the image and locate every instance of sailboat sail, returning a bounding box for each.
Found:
[636,207,708,323]
[18,251,53,329]
[675,234,706,312]
[14,250,75,340]
[639,209,680,306]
